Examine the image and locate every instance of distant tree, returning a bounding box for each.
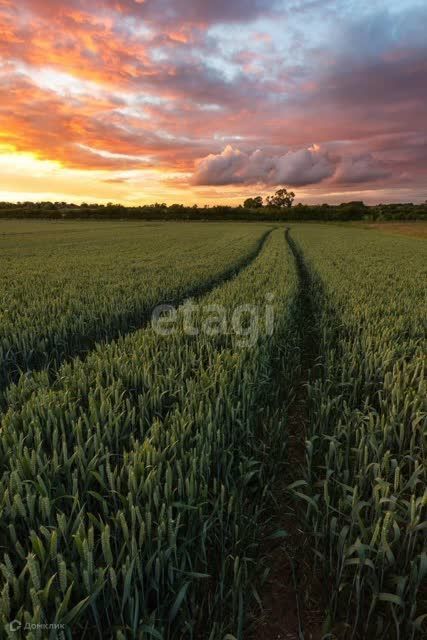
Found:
[243,196,263,208]
[266,188,295,208]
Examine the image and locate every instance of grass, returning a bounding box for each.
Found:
[0,227,300,638]
[0,220,270,396]
[0,220,425,639]
[289,224,426,639]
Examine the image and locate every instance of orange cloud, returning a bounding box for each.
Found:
[167,31,189,44]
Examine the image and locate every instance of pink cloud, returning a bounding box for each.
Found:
[333,154,391,185]
[192,145,336,186]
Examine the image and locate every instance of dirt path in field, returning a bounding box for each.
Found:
[248,229,324,640]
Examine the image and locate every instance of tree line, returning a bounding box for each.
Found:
[0,191,426,222]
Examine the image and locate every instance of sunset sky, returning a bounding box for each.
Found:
[0,0,426,205]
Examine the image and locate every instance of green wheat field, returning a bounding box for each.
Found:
[0,220,425,639]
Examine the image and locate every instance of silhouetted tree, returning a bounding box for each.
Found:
[243,196,263,208]
[266,188,295,208]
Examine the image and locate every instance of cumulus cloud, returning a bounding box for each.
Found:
[192,146,394,187]
[192,144,336,186]
[274,146,336,185]
[333,154,391,184]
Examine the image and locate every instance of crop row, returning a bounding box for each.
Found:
[0,221,269,398]
[290,226,426,639]
[0,229,299,638]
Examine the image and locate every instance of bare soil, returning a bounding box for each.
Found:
[247,231,324,640]
[362,221,427,239]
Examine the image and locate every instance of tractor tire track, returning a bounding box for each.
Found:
[248,228,324,640]
[0,227,275,409]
